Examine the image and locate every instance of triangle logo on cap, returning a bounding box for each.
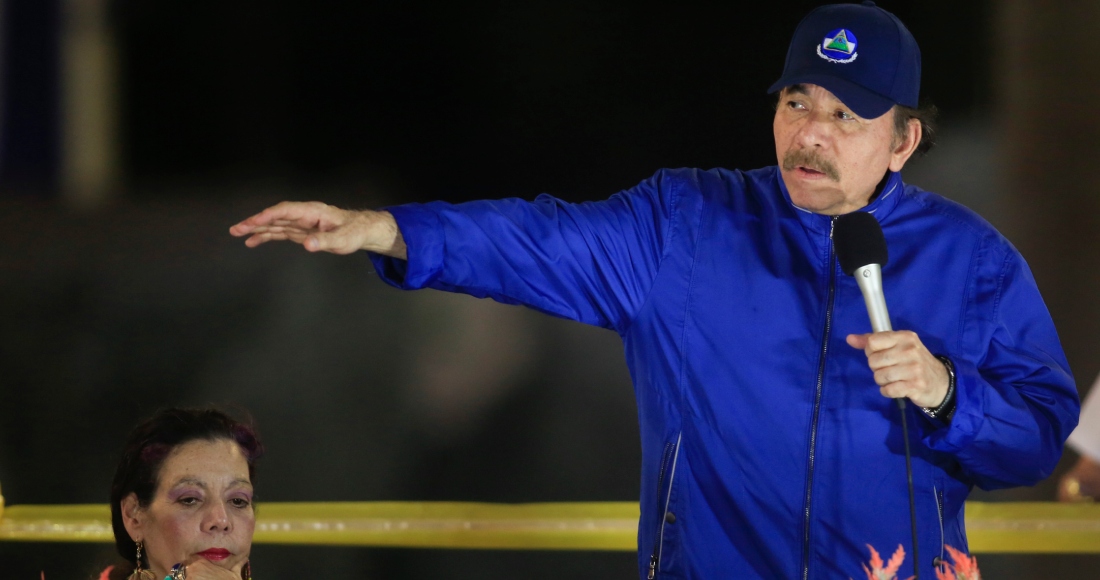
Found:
[818,28,858,63]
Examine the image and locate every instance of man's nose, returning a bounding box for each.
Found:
[793,111,835,148]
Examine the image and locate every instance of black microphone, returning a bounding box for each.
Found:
[832,211,921,580]
[833,211,891,332]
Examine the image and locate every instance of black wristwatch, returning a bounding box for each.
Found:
[921,355,957,422]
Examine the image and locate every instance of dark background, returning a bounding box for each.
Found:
[4,1,1097,578]
[114,0,988,201]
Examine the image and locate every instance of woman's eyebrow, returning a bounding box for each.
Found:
[169,477,253,490]
[171,477,207,488]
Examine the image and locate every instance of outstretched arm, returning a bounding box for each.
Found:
[230,168,679,331]
[229,201,407,259]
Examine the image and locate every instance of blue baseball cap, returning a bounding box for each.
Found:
[767,1,921,119]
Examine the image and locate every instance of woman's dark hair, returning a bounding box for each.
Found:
[108,407,263,577]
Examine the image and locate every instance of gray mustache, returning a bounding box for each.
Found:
[782,149,840,182]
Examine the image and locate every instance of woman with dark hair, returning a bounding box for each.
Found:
[104,407,263,580]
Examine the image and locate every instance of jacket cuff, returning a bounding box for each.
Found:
[918,355,957,425]
[922,356,983,452]
[368,203,446,290]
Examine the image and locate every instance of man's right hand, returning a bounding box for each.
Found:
[229,201,407,259]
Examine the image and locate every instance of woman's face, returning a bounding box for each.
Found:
[122,438,255,576]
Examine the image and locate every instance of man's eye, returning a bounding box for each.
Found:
[786,100,806,110]
[837,110,854,120]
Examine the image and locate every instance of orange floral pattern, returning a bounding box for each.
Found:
[934,545,982,580]
[854,543,980,580]
[858,544,913,580]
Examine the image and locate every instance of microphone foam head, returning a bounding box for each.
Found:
[833,211,888,276]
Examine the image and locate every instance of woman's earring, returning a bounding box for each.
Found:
[127,541,155,580]
[242,560,252,580]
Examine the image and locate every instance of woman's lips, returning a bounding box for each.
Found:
[197,548,232,561]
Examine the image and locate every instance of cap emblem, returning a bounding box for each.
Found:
[817,28,858,63]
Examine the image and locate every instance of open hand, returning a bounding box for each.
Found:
[230,201,405,258]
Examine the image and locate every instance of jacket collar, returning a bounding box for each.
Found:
[775,169,904,236]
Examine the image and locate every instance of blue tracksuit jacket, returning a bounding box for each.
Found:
[369,166,1079,579]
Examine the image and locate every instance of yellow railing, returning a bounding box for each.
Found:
[2,500,1100,553]
[0,502,639,550]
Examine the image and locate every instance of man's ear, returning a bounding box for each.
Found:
[121,493,145,541]
[888,117,921,172]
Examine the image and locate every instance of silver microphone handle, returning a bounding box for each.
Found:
[854,264,892,332]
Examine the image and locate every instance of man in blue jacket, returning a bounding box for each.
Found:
[232,3,1079,578]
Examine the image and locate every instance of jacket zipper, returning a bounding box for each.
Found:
[801,216,838,580]
[648,433,683,579]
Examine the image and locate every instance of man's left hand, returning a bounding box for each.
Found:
[846,330,949,408]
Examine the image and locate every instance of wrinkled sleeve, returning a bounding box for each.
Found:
[368,170,677,332]
[922,251,1080,489]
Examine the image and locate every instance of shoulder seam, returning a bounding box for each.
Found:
[906,188,1011,249]
[619,170,682,334]
[992,250,1014,326]
[676,178,705,412]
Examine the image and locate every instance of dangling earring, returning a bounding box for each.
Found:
[128,541,155,580]
[241,560,252,580]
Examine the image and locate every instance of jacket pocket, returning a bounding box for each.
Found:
[648,433,682,580]
[932,480,945,571]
